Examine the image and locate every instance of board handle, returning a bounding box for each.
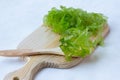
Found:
[4,57,46,80]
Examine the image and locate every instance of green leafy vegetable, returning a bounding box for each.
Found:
[44,6,107,60]
[60,28,94,60]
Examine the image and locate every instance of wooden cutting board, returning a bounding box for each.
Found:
[4,24,110,80]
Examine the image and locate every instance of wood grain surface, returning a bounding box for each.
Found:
[4,24,110,80]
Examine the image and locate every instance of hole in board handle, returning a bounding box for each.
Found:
[13,77,19,80]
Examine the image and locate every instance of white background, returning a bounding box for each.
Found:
[0,0,120,80]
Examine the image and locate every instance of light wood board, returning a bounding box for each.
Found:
[4,24,110,80]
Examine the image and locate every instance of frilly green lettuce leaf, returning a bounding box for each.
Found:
[44,6,107,61]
